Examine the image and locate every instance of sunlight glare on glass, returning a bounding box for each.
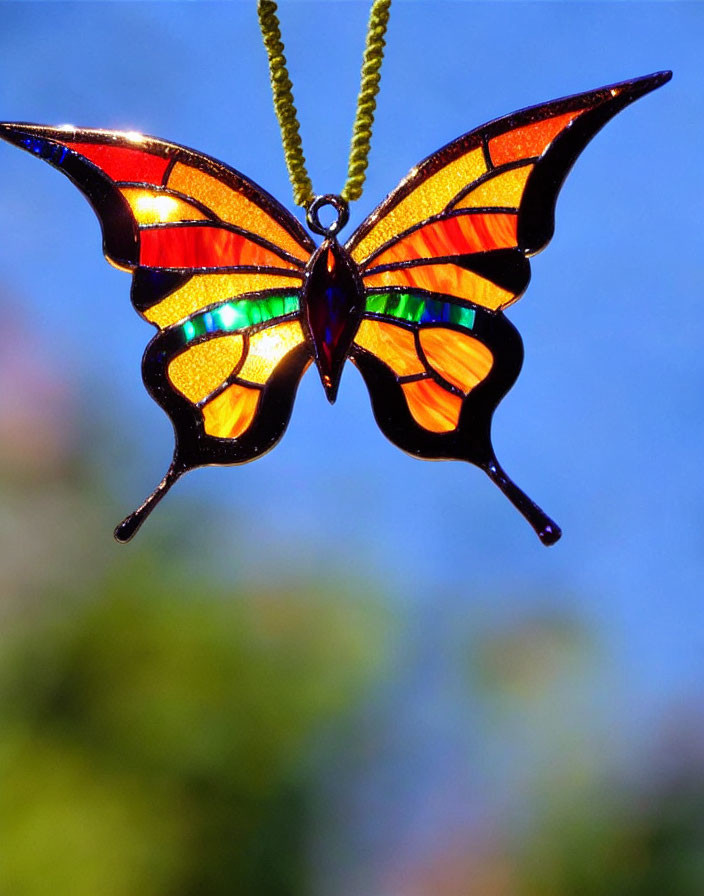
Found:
[134,192,180,222]
[218,304,237,329]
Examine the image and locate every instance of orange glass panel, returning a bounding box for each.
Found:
[167,334,244,403]
[366,212,518,268]
[120,187,209,225]
[419,328,493,394]
[202,382,261,439]
[489,111,581,167]
[139,225,301,270]
[363,265,514,311]
[453,163,534,210]
[350,147,487,265]
[144,271,302,328]
[354,320,425,377]
[237,320,305,384]
[167,162,310,262]
[402,378,462,433]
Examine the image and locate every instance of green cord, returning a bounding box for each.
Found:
[257,0,392,210]
[342,0,391,203]
[257,0,314,208]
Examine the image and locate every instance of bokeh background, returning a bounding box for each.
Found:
[0,2,702,894]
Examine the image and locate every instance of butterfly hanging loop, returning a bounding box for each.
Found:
[306,194,351,238]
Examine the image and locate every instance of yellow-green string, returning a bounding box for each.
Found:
[341,0,391,203]
[257,0,392,210]
[257,0,314,208]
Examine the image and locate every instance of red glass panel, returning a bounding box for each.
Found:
[66,142,170,184]
[366,212,518,269]
[139,226,300,269]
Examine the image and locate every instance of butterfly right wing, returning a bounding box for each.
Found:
[347,293,562,544]
[345,72,671,544]
[346,72,671,307]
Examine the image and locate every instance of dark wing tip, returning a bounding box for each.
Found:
[603,70,672,108]
[621,70,673,93]
[0,122,139,267]
[518,70,672,255]
[0,122,78,142]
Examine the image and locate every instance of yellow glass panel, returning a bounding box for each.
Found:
[363,265,514,311]
[145,272,302,328]
[168,162,310,262]
[354,320,425,377]
[202,383,261,439]
[351,147,486,265]
[454,163,534,210]
[238,320,305,384]
[167,335,244,403]
[419,328,493,394]
[120,187,208,224]
[402,378,462,433]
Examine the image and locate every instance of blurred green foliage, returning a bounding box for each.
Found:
[517,768,704,896]
[0,300,392,895]
[0,553,388,896]
[1,298,702,895]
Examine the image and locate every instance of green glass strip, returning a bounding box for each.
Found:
[365,292,476,330]
[179,293,299,344]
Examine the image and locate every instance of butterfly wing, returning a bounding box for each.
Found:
[0,123,316,539]
[348,296,555,540]
[346,72,671,544]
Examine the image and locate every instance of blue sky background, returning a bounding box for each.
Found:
[0,4,701,888]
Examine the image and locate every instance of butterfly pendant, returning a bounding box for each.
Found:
[0,71,670,544]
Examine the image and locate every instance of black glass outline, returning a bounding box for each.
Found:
[0,71,672,545]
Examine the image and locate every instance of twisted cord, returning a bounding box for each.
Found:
[341,0,392,202]
[257,0,392,209]
[257,0,314,207]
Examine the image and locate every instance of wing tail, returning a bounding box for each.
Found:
[482,456,561,545]
[114,459,186,543]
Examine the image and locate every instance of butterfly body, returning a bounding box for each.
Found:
[301,237,364,402]
[0,70,671,544]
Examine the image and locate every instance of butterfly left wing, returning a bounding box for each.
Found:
[346,72,671,544]
[129,295,311,542]
[0,123,316,539]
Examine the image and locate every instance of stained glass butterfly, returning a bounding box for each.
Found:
[0,71,670,544]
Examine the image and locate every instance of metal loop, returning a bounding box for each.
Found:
[306,194,350,237]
